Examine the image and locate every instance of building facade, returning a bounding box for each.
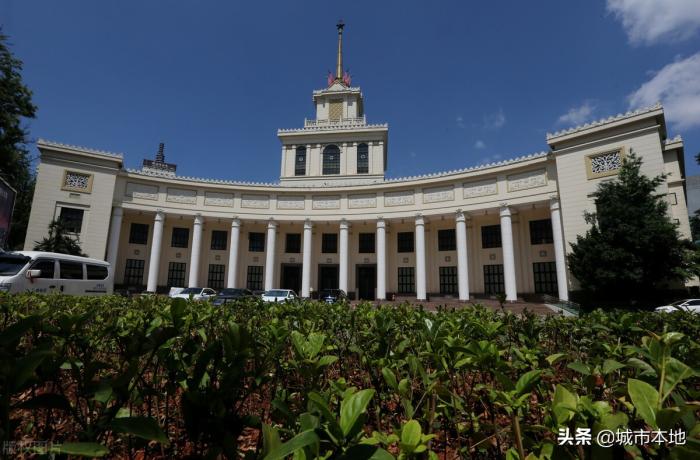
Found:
[24,25,693,301]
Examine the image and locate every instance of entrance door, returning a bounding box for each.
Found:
[318,265,339,291]
[356,265,376,300]
[281,264,302,294]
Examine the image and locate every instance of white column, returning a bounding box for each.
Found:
[455,211,470,301]
[339,219,349,293]
[500,206,518,302]
[376,218,386,300]
[302,219,313,297]
[146,210,165,292]
[550,199,569,301]
[415,215,427,301]
[106,207,123,269]
[264,219,277,291]
[227,218,241,288]
[188,214,204,287]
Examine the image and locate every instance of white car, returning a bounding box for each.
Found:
[655,299,700,314]
[170,287,217,301]
[261,289,297,302]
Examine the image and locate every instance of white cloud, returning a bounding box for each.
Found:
[607,0,700,45]
[483,109,506,129]
[557,102,596,126]
[474,140,486,149]
[628,53,700,130]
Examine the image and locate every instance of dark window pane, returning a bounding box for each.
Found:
[86,264,108,280]
[357,143,369,174]
[533,262,558,294]
[323,145,340,175]
[59,207,84,233]
[397,232,414,253]
[439,266,458,294]
[286,233,301,253]
[208,264,225,290]
[30,259,55,278]
[60,261,83,279]
[249,232,265,252]
[295,146,306,176]
[246,266,263,290]
[129,223,149,245]
[124,259,145,286]
[322,233,338,253]
[171,227,189,248]
[483,264,505,294]
[167,262,186,287]
[529,219,553,245]
[359,233,375,253]
[438,229,456,251]
[481,225,502,249]
[398,267,415,294]
[211,230,228,250]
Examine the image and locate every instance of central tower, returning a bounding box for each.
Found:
[278,22,389,186]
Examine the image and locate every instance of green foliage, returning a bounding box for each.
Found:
[33,219,86,256]
[568,152,700,301]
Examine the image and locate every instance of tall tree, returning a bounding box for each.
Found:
[34,219,86,256]
[568,152,699,302]
[0,30,37,249]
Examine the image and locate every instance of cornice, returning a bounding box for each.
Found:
[546,103,663,140]
[37,138,124,160]
[278,123,389,134]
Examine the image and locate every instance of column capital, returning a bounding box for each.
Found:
[231,217,241,228]
[415,214,425,226]
[154,210,165,222]
[455,210,467,223]
[193,213,204,225]
[499,206,511,218]
[376,217,386,228]
[112,206,123,217]
[267,218,278,230]
[304,218,313,230]
[550,198,561,211]
[339,218,350,230]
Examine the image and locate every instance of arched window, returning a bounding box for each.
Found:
[357,143,369,174]
[322,145,340,175]
[295,146,306,176]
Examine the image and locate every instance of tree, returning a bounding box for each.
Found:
[567,152,699,301]
[0,30,37,249]
[34,220,86,256]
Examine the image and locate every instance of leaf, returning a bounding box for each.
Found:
[338,445,395,460]
[264,430,320,460]
[14,349,53,390]
[628,378,658,429]
[318,355,338,368]
[170,298,187,330]
[546,353,566,365]
[400,420,422,450]
[515,370,542,395]
[340,389,375,438]
[0,315,40,346]
[308,392,342,441]
[382,368,398,390]
[602,359,626,375]
[398,378,410,396]
[552,384,578,424]
[661,358,696,402]
[49,442,109,457]
[110,416,170,445]
[262,423,282,456]
[567,362,591,375]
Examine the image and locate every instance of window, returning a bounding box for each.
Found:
[30,259,55,278]
[439,266,458,295]
[208,264,225,290]
[167,262,186,287]
[481,225,502,248]
[322,233,338,253]
[529,219,553,245]
[286,233,301,253]
[359,233,375,253]
[357,143,369,174]
[246,266,264,291]
[129,223,149,245]
[398,267,415,294]
[329,99,343,120]
[438,229,456,251]
[86,264,108,280]
[171,227,189,248]
[60,261,83,279]
[249,232,265,252]
[123,259,145,286]
[397,232,414,253]
[59,207,84,233]
[323,145,340,175]
[533,262,558,295]
[295,146,307,176]
[211,230,227,250]
[483,264,505,295]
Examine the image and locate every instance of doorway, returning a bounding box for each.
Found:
[281,264,302,294]
[318,264,339,291]
[356,264,376,300]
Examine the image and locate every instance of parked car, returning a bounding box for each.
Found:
[212,288,254,306]
[170,287,217,301]
[319,289,347,304]
[655,299,700,314]
[261,289,297,302]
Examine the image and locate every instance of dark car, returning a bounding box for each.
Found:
[212,288,254,306]
[319,289,347,304]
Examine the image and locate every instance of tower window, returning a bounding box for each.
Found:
[329,99,343,120]
[357,143,369,174]
[323,145,341,175]
[295,146,306,176]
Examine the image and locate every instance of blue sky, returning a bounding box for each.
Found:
[2,0,700,181]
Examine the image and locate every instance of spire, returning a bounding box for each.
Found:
[155,142,165,163]
[335,20,344,81]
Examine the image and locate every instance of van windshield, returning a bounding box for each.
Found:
[0,255,31,276]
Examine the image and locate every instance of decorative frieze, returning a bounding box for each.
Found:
[348,193,377,209]
[384,190,415,207]
[166,188,197,204]
[277,196,305,210]
[313,195,341,210]
[463,179,497,198]
[423,185,454,204]
[507,169,547,192]
[125,182,158,201]
[204,192,234,207]
[241,194,270,209]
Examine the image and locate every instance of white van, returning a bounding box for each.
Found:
[0,251,113,295]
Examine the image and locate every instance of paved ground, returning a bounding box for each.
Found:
[352,297,557,315]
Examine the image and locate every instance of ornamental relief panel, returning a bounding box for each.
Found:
[241,194,270,209]
[313,195,341,210]
[62,171,92,193]
[586,148,624,179]
[384,190,415,207]
[125,182,158,201]
[166,188,197,204]
[277,196,305,210]
[348,193,377,209]
[422,185,454,204]
[463,179,497,198]
[507,169,547,192]
[204,192,234,207]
